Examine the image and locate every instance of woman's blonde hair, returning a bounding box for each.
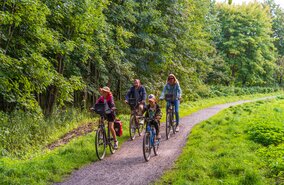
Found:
[167,74,179,84]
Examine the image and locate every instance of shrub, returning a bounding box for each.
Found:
[247,124,284,146]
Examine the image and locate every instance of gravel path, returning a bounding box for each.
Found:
[56,97,275,185]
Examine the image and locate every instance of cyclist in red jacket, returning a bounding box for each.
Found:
[95,86,118,149]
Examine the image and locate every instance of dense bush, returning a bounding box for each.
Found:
[0,108,89,158]
[194,86,281,99]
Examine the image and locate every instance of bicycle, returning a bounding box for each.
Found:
[163,94,176,140]
[143,117,160,162]
[128,98,144,140]
[92,103,116,160]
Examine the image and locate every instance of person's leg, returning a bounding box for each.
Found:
[166,101,170,112]
[138,103,144,115]
[152,120,160,139]
[108,122,117,141]
[107,113,118,148]
[174,100,180,126]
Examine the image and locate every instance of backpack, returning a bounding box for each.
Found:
[114,119,123,137]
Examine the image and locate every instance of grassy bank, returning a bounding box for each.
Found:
[0,92,283,185]
[157,97,284,185]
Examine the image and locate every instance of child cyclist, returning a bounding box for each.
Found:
[92,86,118,149]
[144,94,162,139]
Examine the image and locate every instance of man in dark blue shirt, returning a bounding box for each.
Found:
[125,79,147,116]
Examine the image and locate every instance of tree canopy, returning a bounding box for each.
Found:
[0,0,283,115]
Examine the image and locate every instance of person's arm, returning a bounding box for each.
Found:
[95,96,103,104]
[159,85,167,100]
[109,96,115,109]
[155,104,162,120]
[125,87,132,102]
[144,105,149,118]
[91,96,103,110]
[176,84,182,99]
[141,86,147,102]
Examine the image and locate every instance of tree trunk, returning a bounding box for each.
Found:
[45,85,58,116]
[43,54,65,116]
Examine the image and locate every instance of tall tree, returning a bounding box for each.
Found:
[41,0,106,115]
[264,0,284,86]
[0,0,54,112]
[216,2,276,86]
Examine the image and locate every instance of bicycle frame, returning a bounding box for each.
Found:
[98,116,113,145]
[129,101,144,140]
[146,123,155,146]
[145,117,159,143]
[143,118,160,161]
[94,113,116,160]
[164,94,176,139]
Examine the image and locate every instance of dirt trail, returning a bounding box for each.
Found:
[55,97,275,185]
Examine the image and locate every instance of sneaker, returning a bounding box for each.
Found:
[139,119,144,125]
[176,125,179,132]
[114,140,118,149]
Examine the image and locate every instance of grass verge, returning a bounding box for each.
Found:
[156,96,284,185]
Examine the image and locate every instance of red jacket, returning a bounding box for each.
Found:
[96,95,115,110]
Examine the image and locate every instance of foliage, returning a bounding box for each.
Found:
[1,0,283,115]
[0,108,90,158]
[264,0,284,86]
[215,2,276,86]
[247,123,284,146]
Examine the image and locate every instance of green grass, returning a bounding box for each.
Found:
[156,97,284,185]
[0,92,283,185]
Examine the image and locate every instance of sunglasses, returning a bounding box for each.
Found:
[168,77,174,80]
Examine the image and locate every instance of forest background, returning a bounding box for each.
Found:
[0,0,284,157]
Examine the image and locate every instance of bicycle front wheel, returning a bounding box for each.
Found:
[129,114,136,140]
[143,132,151,162]
[95,128,106,160]
[108,134,116,154]
[137,117,144,136]
[153,136,160,156]
[172,111,176,134]
[166,112,172,140]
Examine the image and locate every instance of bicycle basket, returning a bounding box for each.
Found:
[94,103,105,115]
[165,94,174,101]
[128,98,137,107]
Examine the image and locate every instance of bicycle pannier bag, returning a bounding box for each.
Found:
[114,119,123,137]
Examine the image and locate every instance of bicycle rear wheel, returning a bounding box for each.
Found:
[166,112,172,140]
[95,128,106,160]
[129,114,136,140]
[143,132,151,161]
